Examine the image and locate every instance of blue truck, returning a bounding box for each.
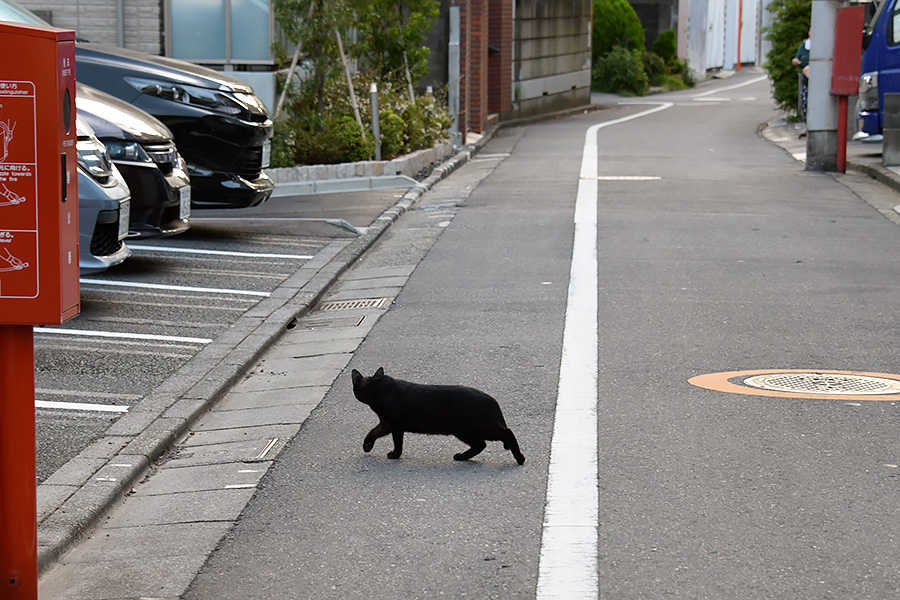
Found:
[858,0,900,138]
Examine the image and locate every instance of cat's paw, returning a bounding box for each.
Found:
[453,452,470,461]
[515,453,526,465]
[387,450,401,459]
[363,439,374,452]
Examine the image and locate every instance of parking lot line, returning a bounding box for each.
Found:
[35,400,129,413]
[34,327,213,344]
[36,388,143,401]
[127,244,314,260]
[80,278,271,298]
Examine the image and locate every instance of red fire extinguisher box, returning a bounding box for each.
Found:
[0,21,79,325]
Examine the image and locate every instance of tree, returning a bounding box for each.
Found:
[592,0,645,61]
[349,0,439,91]
[274,0,348,116]
[764,0,811,115]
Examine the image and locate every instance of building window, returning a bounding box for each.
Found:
[168,0,272,65]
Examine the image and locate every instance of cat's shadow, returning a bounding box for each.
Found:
[352,452,523,478]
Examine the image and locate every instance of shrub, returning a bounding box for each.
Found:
[669,58,696,87]
[592,0,646,61]
[764,0,811,115]
[652,29,677,64]
[270,74,452,166]
[593,47,649,96]
[643,52,667,87]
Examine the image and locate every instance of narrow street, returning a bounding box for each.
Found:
[40,72,900,599]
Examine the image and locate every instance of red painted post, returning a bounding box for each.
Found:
[0,325,37,599]
[837,95,848,173]
[831,6,866,173]
[0,22,79,598]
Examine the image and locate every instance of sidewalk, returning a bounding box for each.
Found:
[35,107,900,598]
[761,117,900,199]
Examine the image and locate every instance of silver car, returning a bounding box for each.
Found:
[76,116,132,274]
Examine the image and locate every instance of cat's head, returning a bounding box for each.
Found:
[351,367,385,404]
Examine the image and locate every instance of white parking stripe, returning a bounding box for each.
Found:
[537,104,672,599]
[36,388,143,401]
[35,400,129,413]
[127,244,313,260]
[80,278,271,297]
[35,327,213,344]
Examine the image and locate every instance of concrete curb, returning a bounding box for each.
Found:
[845,159,900,196]
[35,135,488,575]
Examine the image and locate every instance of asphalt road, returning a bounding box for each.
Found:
[35,188,407,482]
[182,73,900,598]
[36,71,900,598]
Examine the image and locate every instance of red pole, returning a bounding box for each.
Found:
[837,95,848,173]
[0,324,37,599]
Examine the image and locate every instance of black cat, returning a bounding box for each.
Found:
[351,367,525,465]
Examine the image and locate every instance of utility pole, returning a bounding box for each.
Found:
[806,0,843,171]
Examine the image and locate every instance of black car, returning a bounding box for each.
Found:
[74,43,274,209]
[77,83,191,238]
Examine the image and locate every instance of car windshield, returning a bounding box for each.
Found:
[0,0,50,26]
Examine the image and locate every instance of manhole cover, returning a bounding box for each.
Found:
[688,369,900,401]
[743,372,900,395]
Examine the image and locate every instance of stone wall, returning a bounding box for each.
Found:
[512,0,592,119]
[17,0,162,54]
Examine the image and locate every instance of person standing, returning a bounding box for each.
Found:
[792,28,811,124]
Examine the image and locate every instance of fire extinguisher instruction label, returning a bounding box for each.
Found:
[0,80,38,298]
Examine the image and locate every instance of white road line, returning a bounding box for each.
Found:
[692,74,767,98]
[34,327,212,344]
[36,388,143,401]
[594,176,662,181]
[127,244,313,260]
[80,278,270,298]
[537,103,672,599]
[35,400,129,413]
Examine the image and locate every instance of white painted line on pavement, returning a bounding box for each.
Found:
[595,175,662,181]
[692,74,767,98]
[127,244,314,260]
[35,400,129,413]
[80,278,271,298]
[537,103,672,599]
[35,327,213,344]
[36,388,143,401]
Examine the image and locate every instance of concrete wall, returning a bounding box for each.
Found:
[17,0,163,55]
[511,0,592,119]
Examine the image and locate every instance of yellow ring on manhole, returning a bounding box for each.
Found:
[688,369,900,401]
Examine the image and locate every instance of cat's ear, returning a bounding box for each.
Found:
[374,367,385,378]
[351,369,363,386]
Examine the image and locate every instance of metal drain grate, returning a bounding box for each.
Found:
[318,298,389,311]
[743,372,900,395]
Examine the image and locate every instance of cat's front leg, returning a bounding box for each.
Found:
[364,421,390,453]
[387,430,404,459]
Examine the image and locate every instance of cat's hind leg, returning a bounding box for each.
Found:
[500,428,525,465]
[363,421,390,453]
[453,436,487,461]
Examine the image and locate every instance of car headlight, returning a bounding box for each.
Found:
[859,71,879,112]
[105,140,152,163]
[125,76,246,117]
[76,137,114,181]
